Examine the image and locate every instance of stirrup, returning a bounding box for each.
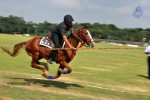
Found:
[47,58,53,64]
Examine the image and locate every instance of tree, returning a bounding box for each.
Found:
[0,15,149,42]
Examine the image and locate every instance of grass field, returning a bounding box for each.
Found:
[0,34,150,100]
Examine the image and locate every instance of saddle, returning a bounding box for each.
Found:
[39,32,54,49]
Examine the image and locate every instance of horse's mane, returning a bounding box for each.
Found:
[67,28,80,39]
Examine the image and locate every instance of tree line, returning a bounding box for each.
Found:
[0,15,150,42]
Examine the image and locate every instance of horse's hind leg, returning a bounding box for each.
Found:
[31,54,49,78]
[37,56,49,71]
[39,62,49,71]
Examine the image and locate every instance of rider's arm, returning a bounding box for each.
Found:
[62,36,75,49]
[59,24,75,49]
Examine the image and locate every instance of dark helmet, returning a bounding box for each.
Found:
[64,15,74,27]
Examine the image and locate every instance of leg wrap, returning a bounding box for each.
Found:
[62,70,69,74]
[48,76,55,79]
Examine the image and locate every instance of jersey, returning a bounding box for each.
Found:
[51,22,70,48]
[51,22,70,38]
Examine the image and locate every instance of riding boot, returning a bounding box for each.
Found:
[47,50,58,64]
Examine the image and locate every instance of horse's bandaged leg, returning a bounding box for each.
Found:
[48,76,55,79]
[62,70,69,74]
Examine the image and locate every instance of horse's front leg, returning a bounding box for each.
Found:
[48,61,72,79]
[48,65,64,79]
[59,61,72,74]
[39,62,49,71]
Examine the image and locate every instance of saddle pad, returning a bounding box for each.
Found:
[39,37,52,49]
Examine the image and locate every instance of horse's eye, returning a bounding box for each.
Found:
[83,31,88,35]
[85,32,88,35]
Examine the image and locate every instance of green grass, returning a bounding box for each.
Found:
[0,34,150,100]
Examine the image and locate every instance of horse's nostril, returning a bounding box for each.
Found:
[90,42,95,48]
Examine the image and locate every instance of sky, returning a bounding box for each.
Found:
[0,0,149,28]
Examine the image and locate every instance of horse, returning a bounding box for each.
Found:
[1,26,94,79]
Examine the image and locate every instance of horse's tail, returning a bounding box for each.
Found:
[1,41,27,57]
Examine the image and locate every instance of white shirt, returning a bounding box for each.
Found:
[145,45,150,56]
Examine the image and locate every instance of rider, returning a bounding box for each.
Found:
[47,15,75,64]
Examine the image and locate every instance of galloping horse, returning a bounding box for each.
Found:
[1,26,94,79]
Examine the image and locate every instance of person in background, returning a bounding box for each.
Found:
[144,44,150,79]
[47,15,75,64]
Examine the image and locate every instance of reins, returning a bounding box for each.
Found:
[71,29,85,46]
[71,29,86,50]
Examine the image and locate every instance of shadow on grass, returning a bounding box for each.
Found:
[137,74,150,79]
[4,76,84,89]
[25,78,84,89]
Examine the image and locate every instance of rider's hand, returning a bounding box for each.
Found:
[62,36,76,50]
[70,45,76,50]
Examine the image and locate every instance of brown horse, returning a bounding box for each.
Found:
[1,26,94,79]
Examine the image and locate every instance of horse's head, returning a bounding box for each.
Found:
[74,26,95,48]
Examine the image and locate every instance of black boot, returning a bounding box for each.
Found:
[47,50,58,64]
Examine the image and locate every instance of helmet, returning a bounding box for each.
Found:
[64,15,74,27]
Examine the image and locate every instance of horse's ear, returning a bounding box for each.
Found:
[83,24,89,29]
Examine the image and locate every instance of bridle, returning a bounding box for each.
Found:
[71,29,92,49]
[68,29,92,62]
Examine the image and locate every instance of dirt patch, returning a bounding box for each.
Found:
[0,81,8,86]
[5,84,114,100]
[0,71,40,78]
[116,84,148,93]
[81,67,112,71]
[95,83,149,93]
[57,77,81,83]
[1,96,14,100]
[136,79,150,84]
[102,65,118,69]
[72,71,92,75]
